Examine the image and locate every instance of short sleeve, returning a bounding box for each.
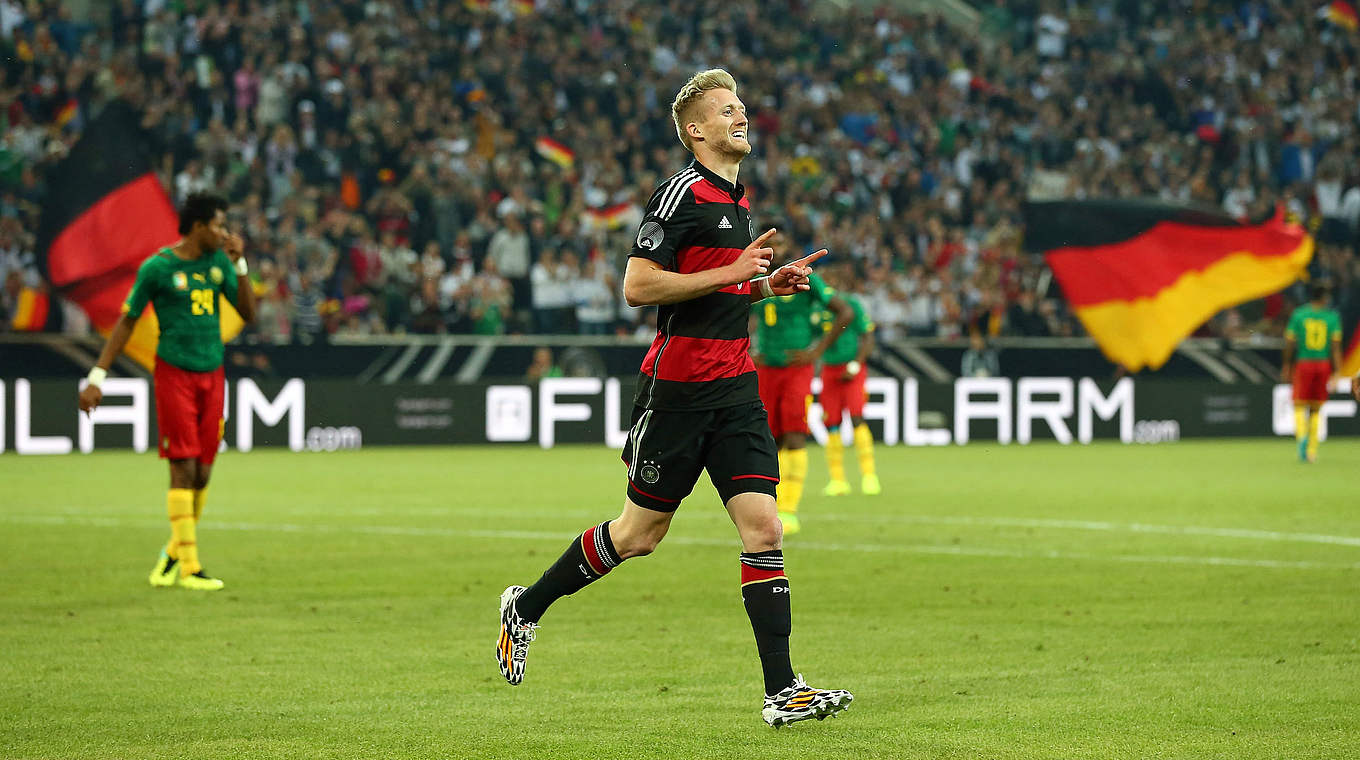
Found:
[1284,310,1299,340]
[121,256,160,319]
[807,273,836,306]
[217,250,240,306]
[1331,311,1343,340]
[850,298,872,333]
[630,189,701,270]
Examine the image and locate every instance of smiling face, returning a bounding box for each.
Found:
[689,88,750,160]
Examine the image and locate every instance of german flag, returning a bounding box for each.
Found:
[1339,294,1360,378]
[1319,1,1359,32]
[35,100,242,369]
[9,286,50,331]
[1024,199,1313,371]
[534,136,575,169]
[582,202,637,231]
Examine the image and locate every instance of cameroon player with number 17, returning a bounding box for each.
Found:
[78,193,256,590]
[1281,282,1341,464]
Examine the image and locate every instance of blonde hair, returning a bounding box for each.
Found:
[672,69,738,152]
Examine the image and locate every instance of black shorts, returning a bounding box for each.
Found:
[620,401,780,512]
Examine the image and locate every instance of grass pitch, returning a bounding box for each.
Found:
[1,440,1358,759]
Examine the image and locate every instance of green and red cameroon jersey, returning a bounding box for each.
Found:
[820,292,873,367]
[1285,304,1341,362]
[122,248,239,372]
[752,272,837,367]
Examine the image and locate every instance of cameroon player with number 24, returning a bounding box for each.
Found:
[78,193,256,590]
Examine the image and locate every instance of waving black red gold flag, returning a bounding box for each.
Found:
[1023,199,1313,371]
[34,100,240,367]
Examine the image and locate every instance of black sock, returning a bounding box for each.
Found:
[740,550,795,695]
[515,521,623,623]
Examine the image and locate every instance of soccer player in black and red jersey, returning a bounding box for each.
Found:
[496,69,853,727]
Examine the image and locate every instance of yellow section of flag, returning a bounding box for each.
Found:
[120,297,246,371]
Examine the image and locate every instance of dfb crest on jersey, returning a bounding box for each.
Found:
[748,218,755,238]
[639,461,662,484]
[637,221,664,251]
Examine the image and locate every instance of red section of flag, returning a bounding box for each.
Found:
[1045,210,1307,308]
[1323,1,1359,30]
[47,174,178,288]
[60,266,140,329]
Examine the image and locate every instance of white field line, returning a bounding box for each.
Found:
[2,513,1357,571]
[29,505,1360,549]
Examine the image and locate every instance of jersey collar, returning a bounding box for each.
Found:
[689,159,745,202]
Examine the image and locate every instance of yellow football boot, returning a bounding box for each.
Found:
[148,552,178,588]
[861,474,882,496]
[823,480,852,497]
[177,571,225,591]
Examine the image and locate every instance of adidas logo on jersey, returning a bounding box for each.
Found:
[718,216,733,229]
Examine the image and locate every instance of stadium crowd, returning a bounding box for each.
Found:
[2,0,1359,344]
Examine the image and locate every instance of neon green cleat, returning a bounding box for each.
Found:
[823,480,852,497]
[778,511,801,536]
[177,571,225,591]
[148,552,178,588]
[861,474,882,495]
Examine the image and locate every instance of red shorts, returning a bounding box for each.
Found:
[1292,359,1332,404]
[154,360,225,464]
[821,363,868,428]
[757,363,814,439]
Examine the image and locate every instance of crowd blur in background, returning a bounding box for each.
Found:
[2,0,1359,347]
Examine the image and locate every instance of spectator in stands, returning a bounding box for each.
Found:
[7,0,1358,344]
[470,258,512,336]
[526,346,563,381]
[487,211,531,312]
[290,272,326,345]
[530,250,571,334]
[1006,290,1050,337]
[961,332,1000,378]
[575,258,617,335]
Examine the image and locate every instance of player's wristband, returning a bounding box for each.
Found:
[86,367,107,389]
[757,277,774,299]
[234,256,249,276]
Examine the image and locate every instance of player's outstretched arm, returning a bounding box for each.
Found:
[754,249,828,302]
[78,313,138,414]
[625,228,777,306]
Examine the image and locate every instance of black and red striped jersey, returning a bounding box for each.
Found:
[629,160,758,411]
